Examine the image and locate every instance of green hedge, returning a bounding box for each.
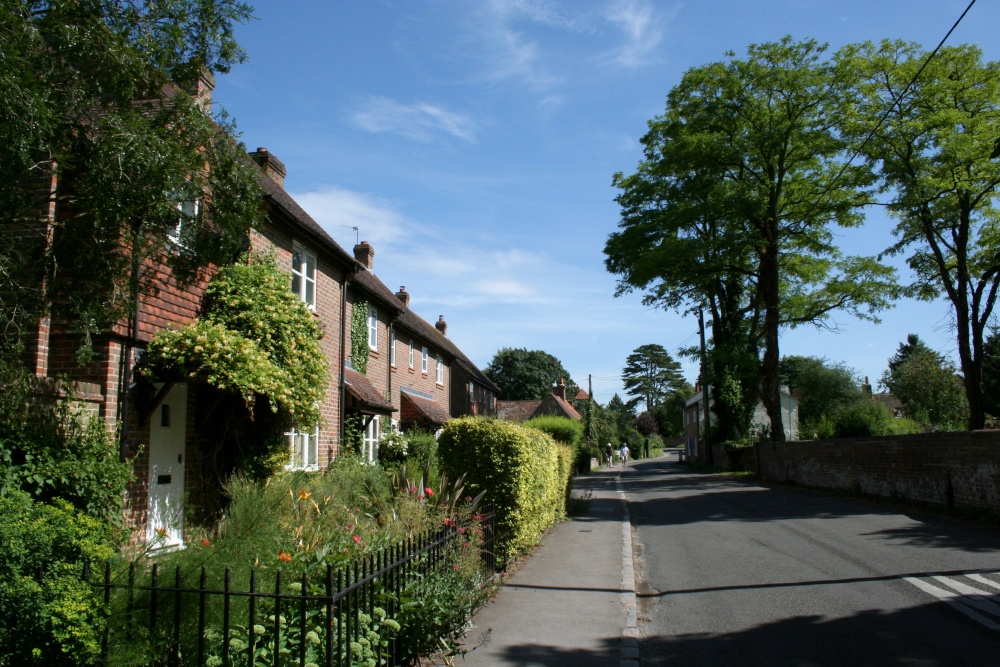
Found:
[438,417,571,563]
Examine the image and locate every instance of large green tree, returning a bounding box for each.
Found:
[621,343,686,413]
[483,347,577,401]
[881,334,967,429]
[840,41,1000,430]
[606,37,896,443]
[779,355,865,425]
[1,0,261,353]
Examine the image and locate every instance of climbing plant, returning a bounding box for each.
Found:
[351,298,370,376]
[140,253,328,427]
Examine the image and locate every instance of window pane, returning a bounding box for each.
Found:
[305,279,315,305]
[305,251,316,278]
[291,274,301,297]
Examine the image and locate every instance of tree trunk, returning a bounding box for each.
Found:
[759,231,785,442]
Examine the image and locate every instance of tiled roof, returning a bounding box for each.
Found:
[254,168,356,270]
[496,400,542,422]
[549,395,582,420]
[344,368,395,414]
[574,388,590,401]
[401,392,451,425]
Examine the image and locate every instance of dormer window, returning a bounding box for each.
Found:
[291,244,317,309]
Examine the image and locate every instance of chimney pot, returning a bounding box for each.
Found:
[435,315,447,336]
[554,378,567,400]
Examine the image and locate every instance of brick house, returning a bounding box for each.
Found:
[13,115,497,546]
[496,378,581,422]
[343,244,499,462]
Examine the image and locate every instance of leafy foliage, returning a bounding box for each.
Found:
[607,37,898,442]
[438,417,571,563]
[141,253,328,428]
[839,40,1000,430]
[0,358,132,524]
[350,298,370,375]
[483,347,577,400]
[881,335,967,430]
[780,355,866,425]
[0,0,261,353]
[0,491,118,667]
[621,344,686,413]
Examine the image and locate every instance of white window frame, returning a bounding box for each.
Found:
[170,198,199,248]
[389,328,396,367]
[367,305,378,350]
[421,345,428,373]
[436,354,444,384]
[408,340,414,368]
[362,415,380,464]
[291,244,317,309]
[285,425,320,471]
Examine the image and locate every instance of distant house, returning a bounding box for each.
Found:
[683,385,799,461]
[497,379,582,422]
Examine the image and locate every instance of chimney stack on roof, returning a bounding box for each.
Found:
[554,378,567,400]
[249,147,286,187]
[435,315,447,336]
[395,286,410,308]
[354,241,374,269]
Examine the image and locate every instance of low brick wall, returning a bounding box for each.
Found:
[755,431,1000,512]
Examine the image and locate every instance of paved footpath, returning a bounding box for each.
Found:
[456,460,642,667]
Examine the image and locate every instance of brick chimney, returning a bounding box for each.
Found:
[354,241,374,269]
[554,378,567,400]
[435,315,447,336]
[395,286,410,308]
[249,147,286,187]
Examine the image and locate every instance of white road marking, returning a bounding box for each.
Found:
[904,573,1000,632]
[967,573,1000,591]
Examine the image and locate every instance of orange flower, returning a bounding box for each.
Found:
[278,551,292,563]
[298,489,311,500]
[201,538,212,547]
[155,527,168,538]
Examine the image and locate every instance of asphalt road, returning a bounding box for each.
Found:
[627,455,1000,666]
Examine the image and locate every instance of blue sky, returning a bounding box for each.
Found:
[213,0,1000,404]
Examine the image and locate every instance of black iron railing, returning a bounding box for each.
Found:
[84,506,499,667]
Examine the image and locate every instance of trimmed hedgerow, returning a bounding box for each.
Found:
[437,417,570,563]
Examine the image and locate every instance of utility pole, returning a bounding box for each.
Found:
[698,307,712,465]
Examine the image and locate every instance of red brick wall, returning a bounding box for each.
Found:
[390,328,450,424]
[755,431,1000,513]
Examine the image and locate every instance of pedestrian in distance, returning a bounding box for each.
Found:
[605,443,614,468]
[619,443,630,469]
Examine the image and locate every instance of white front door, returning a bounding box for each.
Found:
[146,383,187,548]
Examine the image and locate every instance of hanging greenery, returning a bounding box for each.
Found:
[139,253,328,427]
[351,298,370,376]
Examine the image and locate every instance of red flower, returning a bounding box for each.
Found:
[201,538,212,547]
[353,534,361,544]
[457,527,466,534]
[444,517,456,527]
[348,523,354,531]
[424,488,434,497]
[278,551,292,563]
[453,564,461,571]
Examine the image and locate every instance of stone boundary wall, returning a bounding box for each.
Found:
[754,431,1000,513]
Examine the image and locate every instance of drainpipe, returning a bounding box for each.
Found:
[118,228,142,461]
[338,268,357,461]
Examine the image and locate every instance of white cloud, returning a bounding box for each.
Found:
[290,186,412,245]
[604,0,665,68]
[349,96,477,143]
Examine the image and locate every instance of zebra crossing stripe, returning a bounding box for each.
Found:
[930,575,1000,617]
[967,574,1000,591]
[904,576,1000,631]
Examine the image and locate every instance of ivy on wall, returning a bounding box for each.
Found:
[139,253,328,427]
[351,298,370,376]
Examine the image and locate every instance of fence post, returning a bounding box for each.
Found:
[274,569,283,667]
[223,568,232,667]
[171,566,182,667]
[248,568,257,663]
[198,566,207,666]
[298,570,308,667]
